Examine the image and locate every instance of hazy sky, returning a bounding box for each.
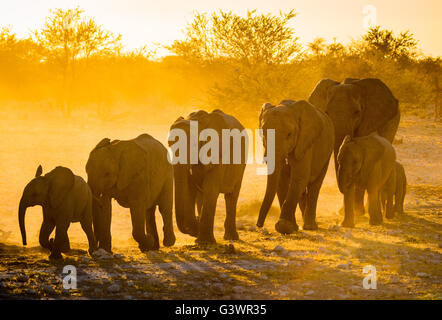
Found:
[1,0,441,56]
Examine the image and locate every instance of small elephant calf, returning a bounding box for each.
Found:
[381,161,407,218]
[337,133,396,227]
[19,165,97,259]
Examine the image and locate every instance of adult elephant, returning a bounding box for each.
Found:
[86,134,176,253]
[168,109,247,244]
[256,100,334,233]
[308,78,400,215]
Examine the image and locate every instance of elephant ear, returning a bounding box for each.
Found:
[259,103,275,128]
[117,143,146,191]
[353,78,399,136]
[308,79,340,111]
[359,134,386,183]
[35,165,43,177]
[293,100,324,160]
[46,167,75,208]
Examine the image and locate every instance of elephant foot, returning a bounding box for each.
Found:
[256,217,265,228]
[88,248,97,257]
[224,230,239,241]
[49,252,63,260]
[386,211,395,220]
[275,219,298,235]
[98,244,113,254]
[163,233,176,247]
[138,234,155,252]
[341,219,355,228]
[196,234,217,245]
[369,216,383,226]
[355,207,365,216]
[303,221,318,231]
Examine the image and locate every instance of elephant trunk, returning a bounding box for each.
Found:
[174,166,199,237]
[18,197,28,246]
[257,160,282,227]
[333,128,350,178]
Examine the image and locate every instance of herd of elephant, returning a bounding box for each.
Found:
[18,77,407,259]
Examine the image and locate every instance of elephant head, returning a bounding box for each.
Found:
[19,165,74,245]
[168,110,225,237]
[257,100,323,226]
[86,137,147,196]
[337,134,385,193]
[308,78,398,155]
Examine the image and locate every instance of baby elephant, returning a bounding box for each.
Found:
[19,165,97,259]
[337,133,396,227]
[381,161,407,218]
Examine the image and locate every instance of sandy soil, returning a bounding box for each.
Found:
[0,110,440,300]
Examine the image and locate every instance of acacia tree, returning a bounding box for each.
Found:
[361,26,418,63]
[419,57,441,120]
[168,10,302,114]
[33,7,122,116]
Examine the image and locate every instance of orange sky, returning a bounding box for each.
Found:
[1,0,441,57]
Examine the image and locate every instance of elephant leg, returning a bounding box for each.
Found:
[277,164,290,209]
[39,218,55,250]
[50,218,70,260]
[196,178,220,244]
[158,180,176,247]
[299,191,307,221]
[91,197,102,248]
[368,189,383,226]
[97,196,112,253]
[354,186,365,216]
[224,183,241,241]
[395,181,406,215]
[380,190,386,214]
[196,191,203,221]
[130,205,155,252]
[145,206,160,250]
[275,162,310,234]
[385,192,395,219]
[303,163,328,230]
[341,184,355,228]
[80,203,97,256]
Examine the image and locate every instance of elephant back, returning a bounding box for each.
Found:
[134,134,169,161]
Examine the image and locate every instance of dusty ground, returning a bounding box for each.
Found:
[0,109,440,300]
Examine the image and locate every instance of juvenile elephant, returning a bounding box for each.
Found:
[337,133,396,227]
[18,166,97,259]
[168,109,247,244]
[256,100,334,233]
[309,78,400,216]
[86,134,176,253]
[381,161,407,217]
